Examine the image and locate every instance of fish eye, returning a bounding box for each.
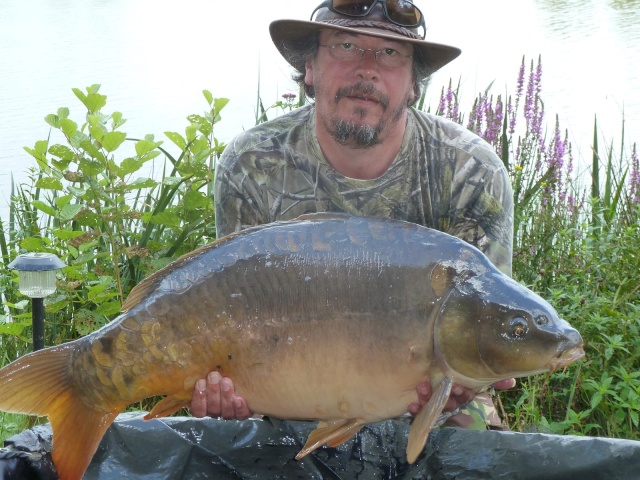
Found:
[536,315,548,326]
[510,317,528,338]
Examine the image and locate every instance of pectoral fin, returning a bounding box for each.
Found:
[406,377,453,463]
[296,419,366,459]
[144,393,192,420]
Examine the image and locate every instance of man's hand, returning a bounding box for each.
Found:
[189,371,253,419]
[407,378,516,416]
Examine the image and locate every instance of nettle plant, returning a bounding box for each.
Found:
[3,85,227,345]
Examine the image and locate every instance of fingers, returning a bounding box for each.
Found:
[447,384,476,411]
[190,378,208,418]
[491,378,516,390]
[189,372,253,419]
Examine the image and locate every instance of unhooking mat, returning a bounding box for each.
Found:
[2,413,640,479]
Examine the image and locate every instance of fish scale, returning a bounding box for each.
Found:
[0,213,584,480]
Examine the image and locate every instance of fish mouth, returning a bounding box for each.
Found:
[546,346,586,372]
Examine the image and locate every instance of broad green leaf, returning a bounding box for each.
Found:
[183,190,210,210]
[68,185,86,196]
[2,300,30,310]
[120,157,143,176]
[85,92,107,113]
[164,131,186,150]
[89,124,105,142]
[60,118,78,138]
[0,321,27,336]
[52,228,86,240]
[95,300,123,317]
[185,125,197,143]
[49,144,75,161]
[32,200,57,216]
[79,140,105,162]
[60,203,83,222]
[57,107,70,119]
[149,210,181,229]
[162,176,181,187]
[20,236,48,252]
[203,89,213,106]
[123,178,157,190]
[55,194,74,209]
[87,84,101,94]
[45,114,60,128]
[79,157,105,176]
[135,139,159,157]
[72,87,87,104]
[102,131,127,152]
[213,97,230,113]
[35,177,63,191]
[112,111,126,129]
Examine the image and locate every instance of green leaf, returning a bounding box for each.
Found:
[52,228,86,240]
[164,131,186,150]
[101,131,127,152]
[79,157,105,176]
[149,210,181,229]
[79,140,105,162]
[55,194,74,209]
[213,97,230,114]
[135,139,159,157]
[45,114,60,128]
[49,144,75,161]
[60,203,83,222]
[112,111,126,129]
[185,125,197,143]
[20,237,48,252]
[85,92,107,113]
[2,300,30,310]
[120,157,143,176]
[95,300,123,317]
[124,178,157,190]
[183,190,210,210]
[60,118,78,138]
[89,124,105,142]
[31,200,57,217]
[35,177,63,191]
[203,89,213,106]
[0,321,27,336]
[57,107,70,119]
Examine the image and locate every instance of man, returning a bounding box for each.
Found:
[190,0,515,431]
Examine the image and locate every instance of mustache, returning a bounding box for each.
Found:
[335,83,390,110]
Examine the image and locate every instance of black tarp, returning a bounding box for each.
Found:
[2,413,640,479]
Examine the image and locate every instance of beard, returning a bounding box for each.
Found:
[326,82,410,148]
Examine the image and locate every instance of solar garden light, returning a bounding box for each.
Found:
[8,252,66,351]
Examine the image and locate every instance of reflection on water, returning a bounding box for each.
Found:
[0,0,638,218]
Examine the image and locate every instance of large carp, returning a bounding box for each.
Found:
[0,213,584,480]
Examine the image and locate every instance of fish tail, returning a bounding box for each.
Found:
[0,345,120,480]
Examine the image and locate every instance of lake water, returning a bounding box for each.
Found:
[1,0,639,220]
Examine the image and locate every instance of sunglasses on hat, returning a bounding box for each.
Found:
[311,0,425,31]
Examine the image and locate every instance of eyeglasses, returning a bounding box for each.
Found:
[311,0,425,32]
[319,42,412,68]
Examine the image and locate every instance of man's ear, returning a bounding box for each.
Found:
[304,59,314,86]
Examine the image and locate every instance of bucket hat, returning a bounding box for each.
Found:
[269,1,461,74]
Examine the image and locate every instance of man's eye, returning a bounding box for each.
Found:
[381,48,399,57]
[339,43,354,50]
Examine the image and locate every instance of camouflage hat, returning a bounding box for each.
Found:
[269,1,461,74]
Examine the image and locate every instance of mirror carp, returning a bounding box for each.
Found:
[0,213,585,480]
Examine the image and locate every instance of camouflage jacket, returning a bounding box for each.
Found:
[214,104,514,275]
